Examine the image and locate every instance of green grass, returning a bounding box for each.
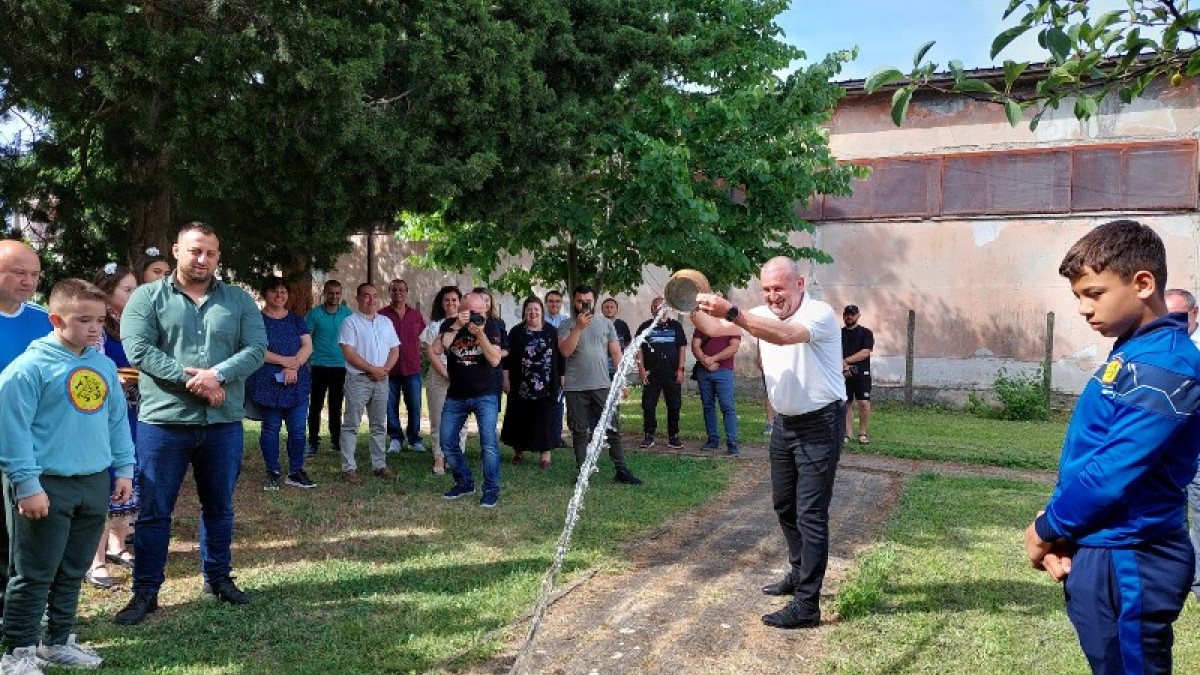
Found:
[75,417,735,674]
[825,474,1200,674]
[624,396,1066,470]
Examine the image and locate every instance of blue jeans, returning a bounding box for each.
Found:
[260,402,308,475]
[387,372,423,445]
[440,395,500,497]
[697,368,739,450]
[133,422,244,594]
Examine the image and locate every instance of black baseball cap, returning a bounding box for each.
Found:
[843,305,860,314]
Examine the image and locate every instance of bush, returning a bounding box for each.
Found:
[993,366,1049,421]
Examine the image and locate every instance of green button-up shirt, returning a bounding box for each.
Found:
[121,276,267,425]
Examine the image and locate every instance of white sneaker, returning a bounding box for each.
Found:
[36,635,101,670]
[1,647,43,675]
[387,439,402,454]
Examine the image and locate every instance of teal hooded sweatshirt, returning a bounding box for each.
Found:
[0,335,135,500]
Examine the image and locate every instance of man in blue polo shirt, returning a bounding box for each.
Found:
[0,239,53,620]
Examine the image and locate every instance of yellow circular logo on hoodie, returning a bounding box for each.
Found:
[66,367,107,414]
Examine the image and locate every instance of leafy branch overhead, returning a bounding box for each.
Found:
[864,1,1200,130]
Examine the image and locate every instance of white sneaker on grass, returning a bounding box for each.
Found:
[36,635,101,670]
[1,646,41,675]
[387,439,402,453]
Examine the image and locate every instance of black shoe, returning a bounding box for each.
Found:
[202,577,250,605]
[762,601,820,629]
[615,469,643,486]
[761,573,798,596]
[667,436,684,449]
[114,592,159,625]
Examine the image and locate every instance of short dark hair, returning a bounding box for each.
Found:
[356,282,377,297]
[545,290,563,300]
[323,279,342,290]
[260,276,289,296]
[49,278,107,314]
[602,297,618,308]
[178,221,217,238]
[1059,219,1167,295]
[572,285,595,298]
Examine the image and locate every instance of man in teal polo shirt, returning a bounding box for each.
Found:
[114,222,267,625]
[305,280,352,456]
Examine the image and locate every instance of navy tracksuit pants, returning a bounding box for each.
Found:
[1063,528,1193,675]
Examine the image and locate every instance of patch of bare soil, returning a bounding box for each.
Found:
[448,441,1031,675]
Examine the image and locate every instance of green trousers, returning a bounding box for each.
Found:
[3,471,108,648]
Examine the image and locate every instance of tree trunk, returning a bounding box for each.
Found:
[126,147,175,269]
[284,253,314,314]
[566,239,579,299]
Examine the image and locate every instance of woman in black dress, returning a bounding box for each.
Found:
[501,296,563,470]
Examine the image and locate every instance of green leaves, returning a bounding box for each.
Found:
[864,67,906,93]
[991,25,1029,59]
[891,87,913,126]
[1004,100,1023,126]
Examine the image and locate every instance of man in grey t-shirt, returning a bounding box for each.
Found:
[558,285,642,485]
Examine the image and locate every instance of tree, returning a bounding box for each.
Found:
[865,1,1199,129]
[402,0,862,296]
[0,0,703,296]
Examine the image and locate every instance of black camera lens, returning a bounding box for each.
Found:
[469,311,485,326]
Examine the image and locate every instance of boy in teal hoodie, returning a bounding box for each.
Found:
[0,279,135,674]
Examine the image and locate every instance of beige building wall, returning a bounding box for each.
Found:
[323,78,1200,401]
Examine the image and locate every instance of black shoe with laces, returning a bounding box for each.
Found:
[667,436,684,449]
[203,577,250,605]
[114,592,159,625]
[761,601,820,629]
[285,471,317,488]
[615,469,643,486]
[761,572,798,596]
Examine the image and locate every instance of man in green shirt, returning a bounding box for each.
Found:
[114,222,267,625]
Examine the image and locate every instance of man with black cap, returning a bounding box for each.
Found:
[841,305,874,445]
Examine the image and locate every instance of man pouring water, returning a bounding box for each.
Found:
[690,256,845,630]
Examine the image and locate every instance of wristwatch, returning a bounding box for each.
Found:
[725,305,740,322]
[212,368,226,383]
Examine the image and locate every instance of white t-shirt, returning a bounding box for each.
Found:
[338,312,400,373]
[420,320,448,366]
[1190,329,1200,350]
[753,297,846,416]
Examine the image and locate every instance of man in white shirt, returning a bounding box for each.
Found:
[1166,288,1200,348]
[692,256,846,630]
[338,283,400,484]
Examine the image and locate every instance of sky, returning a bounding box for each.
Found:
[776,0,1119,80]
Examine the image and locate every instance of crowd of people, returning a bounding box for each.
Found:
[0,221,893,674]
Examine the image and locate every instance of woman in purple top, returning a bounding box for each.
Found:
[245,277,315,490]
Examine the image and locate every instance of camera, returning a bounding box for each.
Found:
[469,311,486,326]
[580,300,593,315]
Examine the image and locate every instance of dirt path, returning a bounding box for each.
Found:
[454,443,1055,675]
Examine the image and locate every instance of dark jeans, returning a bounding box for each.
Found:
[769,401,844,609]
[441,394,501,497]
[309,366,346,450]
[565,389,627,472]
[133,421,244,594]
[2,472,108,648]
[641,370,681,436]
[260,402,308,475]
[1188,464,1200,601]
[386,372,423,445]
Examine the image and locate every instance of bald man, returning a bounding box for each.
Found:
[0,240,51,373]
[0,239,53,618]
[692,256,845,630]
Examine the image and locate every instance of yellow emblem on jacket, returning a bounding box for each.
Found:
[1101,358,1122,384]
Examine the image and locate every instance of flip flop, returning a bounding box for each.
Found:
[86,564,115,590]
[106,549,135,569]
[858,434,870,445]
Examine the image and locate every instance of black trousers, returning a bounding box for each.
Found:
[769,401,845,610]
[308,366,346,450]
[641,370,681,436]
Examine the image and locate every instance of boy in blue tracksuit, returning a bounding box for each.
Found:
[0,279,135,674]
[1025,219,1200,675]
